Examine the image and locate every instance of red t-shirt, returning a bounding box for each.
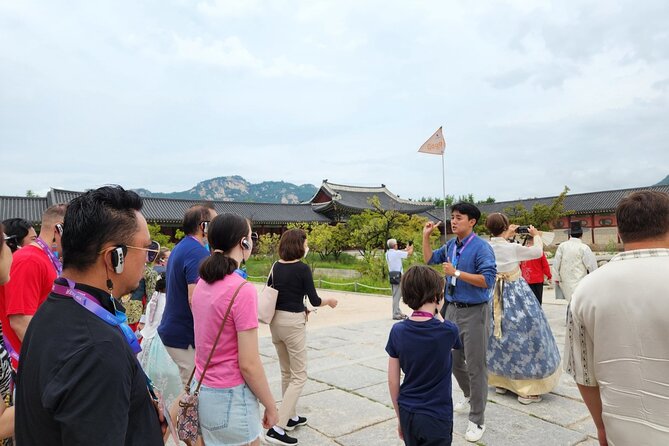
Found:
[0,245,57,364]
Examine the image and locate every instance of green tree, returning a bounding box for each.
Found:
[308,223,349,260]
[503,186,571,230]
[255,233,281,262]
[148,223,176,249]
[26,190,39,197]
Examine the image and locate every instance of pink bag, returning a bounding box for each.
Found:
[176,281,247,445]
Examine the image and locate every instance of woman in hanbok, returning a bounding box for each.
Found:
[485,213,561,404]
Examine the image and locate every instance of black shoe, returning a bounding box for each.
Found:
[285,416,307,431]
[266,428,298,445]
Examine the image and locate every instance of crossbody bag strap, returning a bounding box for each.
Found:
[185,280,248,395]
[267,262,277,286]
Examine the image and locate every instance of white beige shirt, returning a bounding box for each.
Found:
[553,238,598,301]
[488,236,543,273]
[564,249,669,446]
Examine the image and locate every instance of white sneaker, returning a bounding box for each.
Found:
[454,397,471,413]
[464,421,486,442]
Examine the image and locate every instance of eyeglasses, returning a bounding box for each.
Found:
[125,240,161,263]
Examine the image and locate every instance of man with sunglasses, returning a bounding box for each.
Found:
[158,202,217,386]
[0,203,67,368]
[15,185,164,446]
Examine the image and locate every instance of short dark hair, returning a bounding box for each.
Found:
[401,265,445,310]
[485,213,509,237]
[155,272,166,293]
[616,190,669,243]
[2,218,33,252]
[278,229,307,261]
[199,213,250,284]
[183,205,214,235]
[451,202,481,225]
[62,186,143,271]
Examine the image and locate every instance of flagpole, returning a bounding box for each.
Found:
[441,151,447,223]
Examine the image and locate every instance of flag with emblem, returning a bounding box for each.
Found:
[417,126,446,155]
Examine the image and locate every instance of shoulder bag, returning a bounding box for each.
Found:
[176,280,247,446]
[258,262,279,324]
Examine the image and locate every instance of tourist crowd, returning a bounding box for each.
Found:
[0,185,667,446]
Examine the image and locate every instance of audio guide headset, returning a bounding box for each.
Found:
[111,246,126,274]
[241,238,251,250]
[55,223,64,236]
[200,221,209,235]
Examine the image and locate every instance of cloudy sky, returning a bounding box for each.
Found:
[1,0,668,202]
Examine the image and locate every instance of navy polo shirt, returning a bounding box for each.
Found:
[428,233,496,304]
[158,236,209,349]
[386,318,462,420]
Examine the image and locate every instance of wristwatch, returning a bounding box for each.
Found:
[454,270,461,278]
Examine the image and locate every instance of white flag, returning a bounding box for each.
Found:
[417,126,446,155]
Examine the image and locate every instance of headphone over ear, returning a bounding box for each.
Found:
[111,246,125,274]
[55,223,64,236]
[200,221,209,235]
[241,238,251,250]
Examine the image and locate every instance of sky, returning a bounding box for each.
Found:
[1,0,668,202]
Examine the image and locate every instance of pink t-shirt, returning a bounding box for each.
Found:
[192,273,258,388]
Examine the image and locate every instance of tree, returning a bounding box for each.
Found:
[308,223,348,260]
[255,233,281,262]
[26,190,39,197]
[503,186,571,230]
[148,223,176,249]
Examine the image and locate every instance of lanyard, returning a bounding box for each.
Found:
[34,238,63,276]
[234,268,248,279]
[450,233,476,269]
[411,310,435,319]
[2,334,19,363]
[52,280,142,354]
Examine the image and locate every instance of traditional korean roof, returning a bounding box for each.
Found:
[309,180,434,216]
[477,185,669,216]
[0,188,330,226]
[0,196,48,223]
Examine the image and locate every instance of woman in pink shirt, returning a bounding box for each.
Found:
[191,213,278,446]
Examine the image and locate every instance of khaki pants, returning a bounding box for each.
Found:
[165,345,196,387]
[270,310,307,429]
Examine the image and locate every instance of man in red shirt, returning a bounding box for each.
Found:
[0,204,67,365]
[520,237,552,304]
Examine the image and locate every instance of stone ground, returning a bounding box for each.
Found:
[171,286,598,446]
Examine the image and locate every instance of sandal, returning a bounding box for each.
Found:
[518,395,542,405]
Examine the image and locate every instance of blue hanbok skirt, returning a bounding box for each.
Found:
[487,272,561,396]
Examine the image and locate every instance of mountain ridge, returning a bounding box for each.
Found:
[134,176,318,204]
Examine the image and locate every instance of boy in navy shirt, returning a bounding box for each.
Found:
[386,265,462,446]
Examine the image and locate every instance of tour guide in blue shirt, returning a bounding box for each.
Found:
[422,202,496,444]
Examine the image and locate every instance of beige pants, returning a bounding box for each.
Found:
[270,310,308,429]
[165,345,196,387]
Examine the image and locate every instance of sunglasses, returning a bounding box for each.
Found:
[124,240,161,263]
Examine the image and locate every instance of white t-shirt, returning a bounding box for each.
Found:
[564,249,669,445]
[386,249,408,272]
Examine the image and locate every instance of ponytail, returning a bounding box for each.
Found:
[199,251,239,284]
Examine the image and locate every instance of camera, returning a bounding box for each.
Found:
[516,226,530,234]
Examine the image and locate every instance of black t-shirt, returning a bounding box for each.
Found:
[15,278,163,446]
[269,261,322,313]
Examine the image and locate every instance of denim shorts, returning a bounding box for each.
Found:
[194,380,262,446]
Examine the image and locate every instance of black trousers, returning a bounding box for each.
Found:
[399,407,453,446]
[528,283,544,305]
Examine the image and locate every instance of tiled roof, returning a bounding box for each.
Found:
[477,185,669,216]
[0,196,48,223]
[0,189,331,226]
[311,181,434,214]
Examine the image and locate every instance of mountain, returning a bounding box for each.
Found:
[135,176,318,204]
[654,175,669,186]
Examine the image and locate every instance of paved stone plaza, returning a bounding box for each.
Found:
[256,287,598,446]
[169,286,598,445]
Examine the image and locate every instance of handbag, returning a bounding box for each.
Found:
[258,262,279,324]
[176,280,247,446]
[389,271,402,285]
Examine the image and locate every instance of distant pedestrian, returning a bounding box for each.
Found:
[565,190,669,446]
[386,265,461,446]
[1,218,37,253]
[386,238,414,320]
[553,221,597,302]
[520,236,552,304]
